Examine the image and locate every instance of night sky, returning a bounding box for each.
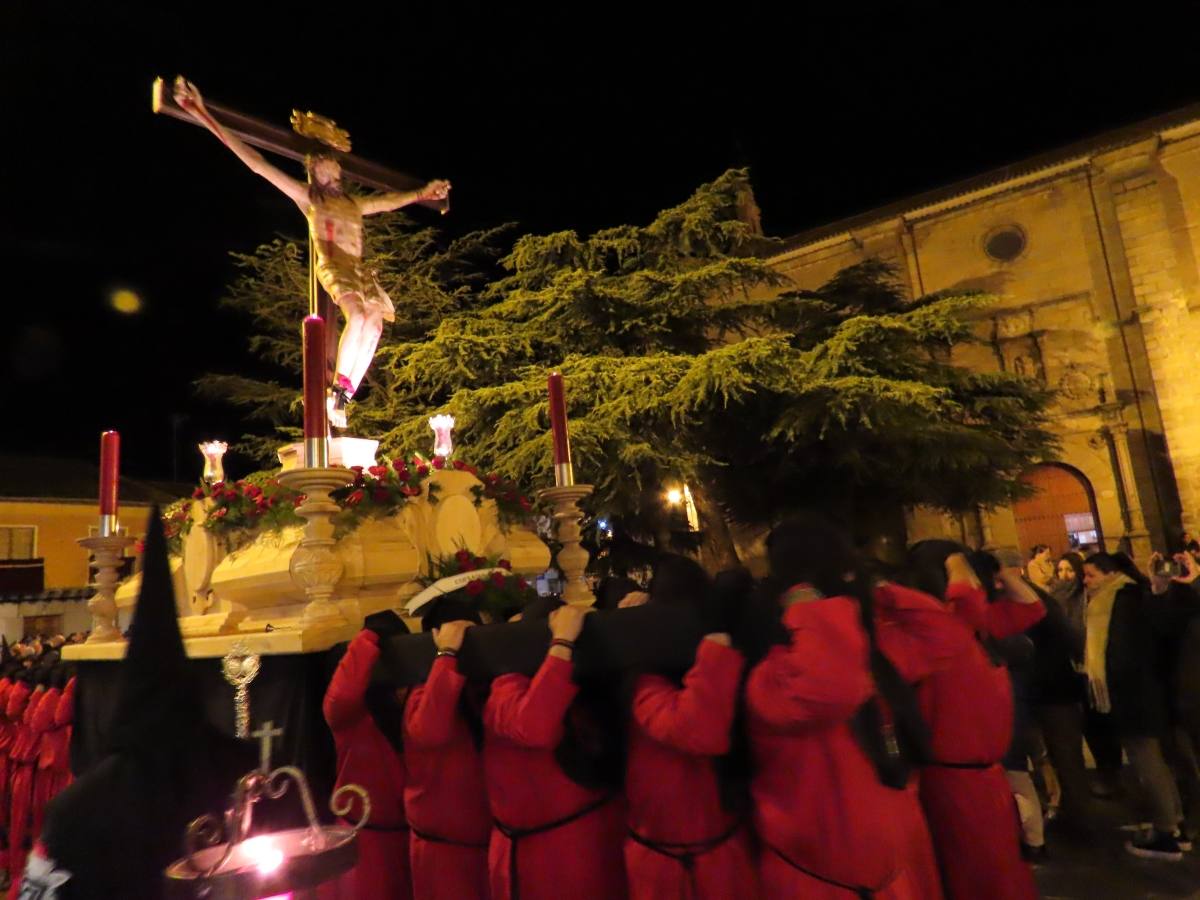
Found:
[3,5,1196,481]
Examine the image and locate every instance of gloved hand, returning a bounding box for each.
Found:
[363,610,409,641]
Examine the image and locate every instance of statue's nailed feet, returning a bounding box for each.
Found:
[327,385,350,430]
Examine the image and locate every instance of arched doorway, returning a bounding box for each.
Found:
[1012,464,1103,558]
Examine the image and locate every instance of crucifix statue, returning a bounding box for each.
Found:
[155,76,452,429]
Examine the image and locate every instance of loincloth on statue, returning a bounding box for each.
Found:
[314,246,396,322]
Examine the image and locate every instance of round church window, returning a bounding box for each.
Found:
[984,225,1026,262]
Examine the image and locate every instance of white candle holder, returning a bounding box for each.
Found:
[78,533,136,642]
[538,484,594,606]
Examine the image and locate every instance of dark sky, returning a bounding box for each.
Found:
[2,4,1196,481]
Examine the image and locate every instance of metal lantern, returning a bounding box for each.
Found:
[164,722,370,900]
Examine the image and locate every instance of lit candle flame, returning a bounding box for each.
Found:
[242,835,284,875]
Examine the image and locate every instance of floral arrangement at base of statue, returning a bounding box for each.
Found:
[156,454,539,556]
[425,549,536,620]
[330,456,439,538]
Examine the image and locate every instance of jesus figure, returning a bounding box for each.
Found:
[173,79,451,428]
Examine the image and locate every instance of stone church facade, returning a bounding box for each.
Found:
[765,105,1200,562]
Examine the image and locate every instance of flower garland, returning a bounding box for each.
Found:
[426,549,536,619]
[330,456,439,538]
[156,454,538,556]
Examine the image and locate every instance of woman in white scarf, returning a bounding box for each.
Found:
[1082,553,1187,861]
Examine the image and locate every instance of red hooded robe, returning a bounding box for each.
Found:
[624,638,759,900]
[402,654,491,900]
[483,652,627,900]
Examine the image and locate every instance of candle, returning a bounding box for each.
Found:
[99,430,120,535]
[302,315,328,467]
[547,372,574,487]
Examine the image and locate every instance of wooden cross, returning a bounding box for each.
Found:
[152,77,444,204]
[152,76,447,368]
[251,720,284,773]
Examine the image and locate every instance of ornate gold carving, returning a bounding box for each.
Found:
[290,110,351,152]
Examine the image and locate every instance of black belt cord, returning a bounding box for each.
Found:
[627,818,743,899]
[766,842,892,899]
[409,823,488,849]
[494,794,615,900]
[926,759,992,770]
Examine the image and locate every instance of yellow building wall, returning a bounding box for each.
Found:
[0,500,151,589]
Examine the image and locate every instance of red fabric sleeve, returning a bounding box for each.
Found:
[323,631,379,733]
[404,655,467,749]
[485,654,578,749]
[874,583,971,683]
[633,639,745,756]
[54,678,75,729]
[986,594,1047,639]
[746,597,872,731]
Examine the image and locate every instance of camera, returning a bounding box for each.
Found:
[1153,557,1183,579]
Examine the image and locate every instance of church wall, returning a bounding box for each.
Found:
[764,122,1200,561]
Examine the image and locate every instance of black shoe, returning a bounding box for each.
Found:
[1125,830,1184,861]
[1173,829,1194,852]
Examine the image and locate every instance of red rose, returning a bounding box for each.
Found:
[373,488,389,503]
[192,487,205,499]
[417,464,429,477]
[397,468,411,482]
[245,485,263,498]
[465,580,485,597]
[485,473,499,484]
[465,465,479,477]
[350,465,364,473]
[368,465,389,478]
[347,489,365,506]
[455,549,472,563]
[402,485,420,497]
[498,559,512,571]
[452,460,466,471]
[517,577,529,591]
[391,458,407,473]
[211,481,225,491]
[490,571,507,588]
[255,496,267,508]
[267,497,277,507]
[518,497,531,511]
[213,508,228,519]
[224,490,238,501]
[432,456,445,470]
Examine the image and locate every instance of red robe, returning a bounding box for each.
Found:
[0,677,14,866]
[28,687,59,846]
[883,581,1042,900]
[483,653,627,900]
[746,597,918,899]
[625,639,758,900]
[403,655,491,900]
[48,677,75,796]
[6,683,37,892]
[322,631,412,900]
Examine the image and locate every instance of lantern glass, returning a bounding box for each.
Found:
[199,441,228,484]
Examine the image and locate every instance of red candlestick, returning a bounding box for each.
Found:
[547,372,574,486]
[99,430,120,535]
[302,315,328,467]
